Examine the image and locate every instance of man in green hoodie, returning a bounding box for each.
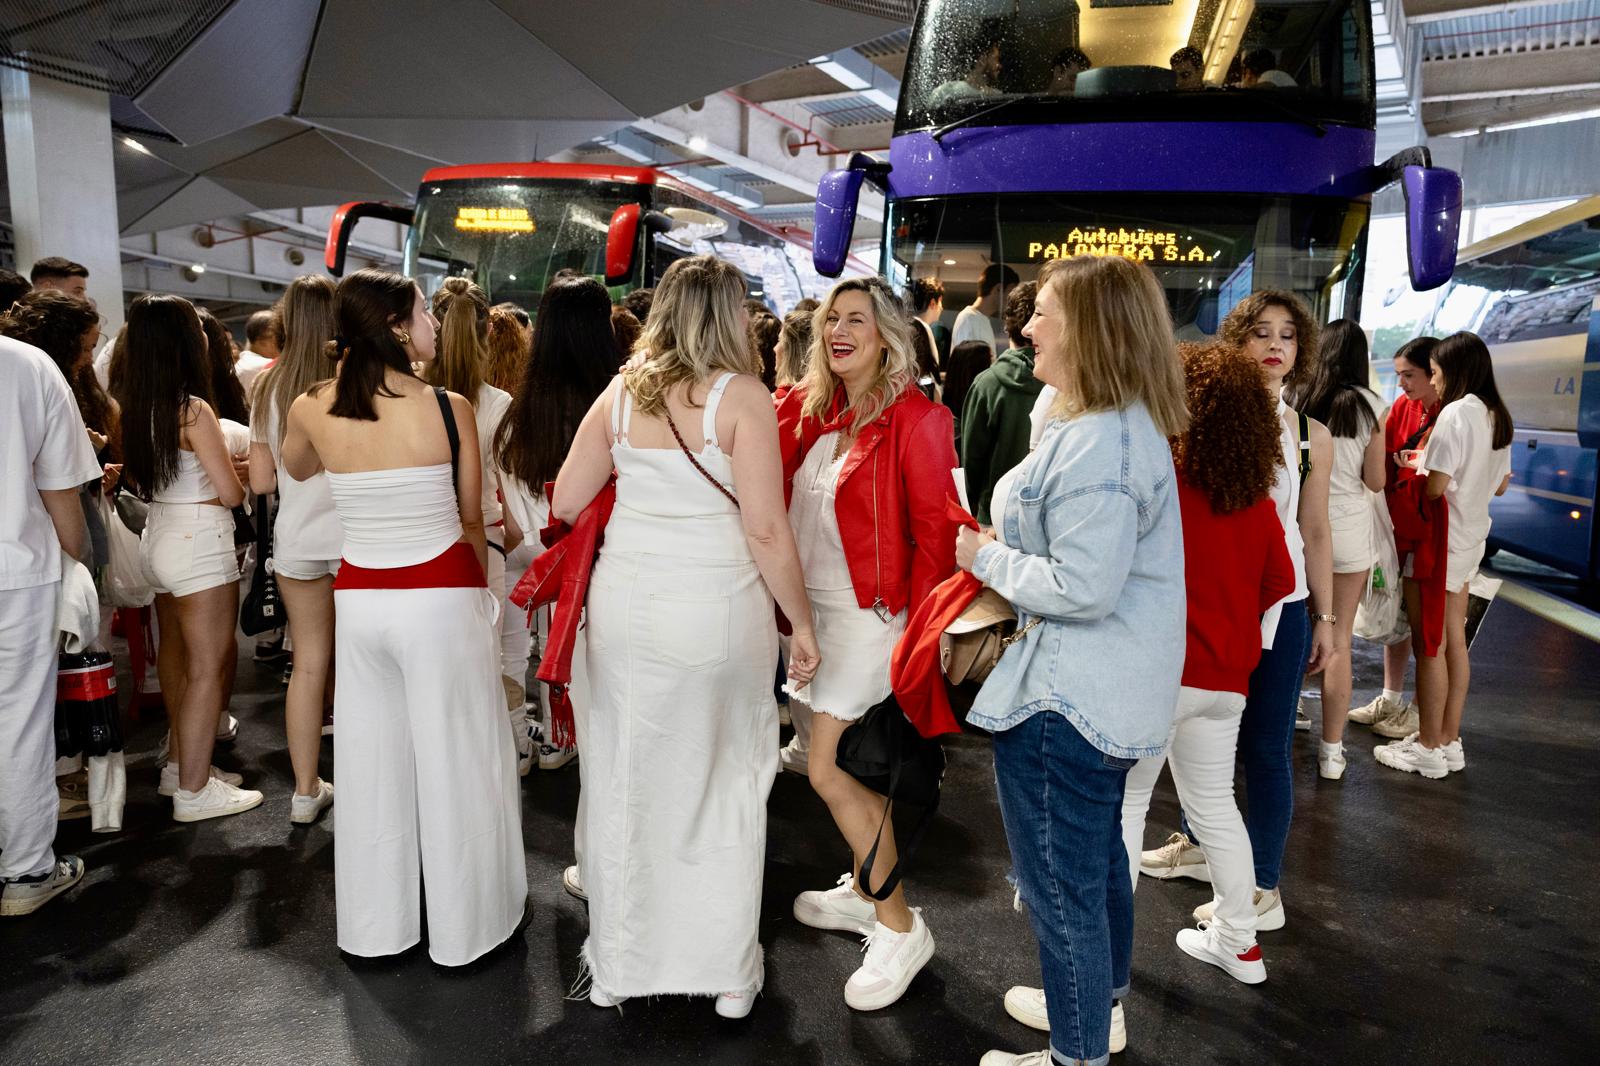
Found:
[960,280,1041,525]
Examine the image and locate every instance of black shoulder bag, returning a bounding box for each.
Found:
[434,387,461,490]
[835,694,947,901]
[239,494,282,636]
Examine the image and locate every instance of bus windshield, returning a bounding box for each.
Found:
[886,192,1368,336]
[408,177,644,307]
[900,0,1374,131]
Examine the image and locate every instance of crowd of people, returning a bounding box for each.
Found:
[1,247,1513,1064]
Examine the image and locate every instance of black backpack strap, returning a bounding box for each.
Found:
[434,386,460,492]
[1296,410,1312,486]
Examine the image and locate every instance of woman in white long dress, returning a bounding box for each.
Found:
[552,254,819,1017]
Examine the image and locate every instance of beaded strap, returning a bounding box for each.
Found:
[665,412,740,510]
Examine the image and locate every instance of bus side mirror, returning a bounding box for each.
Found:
[606,205,671,287]
[325,201,414,277]
[1402,166,1462,292]
[813,167,869,278]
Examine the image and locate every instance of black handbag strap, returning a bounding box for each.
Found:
[856,733,942,903]
[434,386,460,492]
[254,493,272,559]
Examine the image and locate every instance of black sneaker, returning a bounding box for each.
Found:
[254,633,289,664]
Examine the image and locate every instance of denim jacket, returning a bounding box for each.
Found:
[967,403,1185,759]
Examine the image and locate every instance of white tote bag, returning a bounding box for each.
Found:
[1353,491,1407,644]
[99,493,153,608]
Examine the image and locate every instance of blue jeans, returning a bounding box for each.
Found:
[993,712,1134,1066]
[1181,601,1310,890]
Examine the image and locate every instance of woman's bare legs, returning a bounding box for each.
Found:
[277,574,335,796]
[1403,579,1447,749]
[1383,637,1411,696]
[1319,569,1369,744]
[807,712,914,933]
[171,582,240,793]
[153,593,189,767]
[1441,585,1471,743]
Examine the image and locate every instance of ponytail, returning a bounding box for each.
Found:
[428,276,488,406]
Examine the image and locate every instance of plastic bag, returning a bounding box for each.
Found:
[1354,491,1407,645]
[100,493,153,608]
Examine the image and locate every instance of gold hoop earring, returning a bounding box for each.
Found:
[393,328,412,347]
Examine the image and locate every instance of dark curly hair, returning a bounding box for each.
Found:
[1003,279,1037,348]
[1171,342,1283,514]
[1217,289,1320,390]
[0,289,117,448]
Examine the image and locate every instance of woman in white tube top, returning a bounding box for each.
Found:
[282,267,528,968]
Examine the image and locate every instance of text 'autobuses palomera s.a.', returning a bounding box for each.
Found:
[1415,197,1600,588]
[323,162,846,312]
[811,0,1464,339]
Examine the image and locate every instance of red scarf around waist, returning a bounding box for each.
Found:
[334,541,486,591]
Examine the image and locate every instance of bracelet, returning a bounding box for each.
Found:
[1312,612,1337,624]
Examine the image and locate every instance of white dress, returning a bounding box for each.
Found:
[580,373,778,998]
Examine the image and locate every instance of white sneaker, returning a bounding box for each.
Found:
[1,856,85,917]
[980,1052,1049,1066]
[1139,832,1211,882]
[172,776,264,822]
[562,864,587,902]
[289,779,334,825]
[1371,700,1421,739]
[794,873,877,936]
[1193,887,1285,932]
[1441,738,1466,772]
[1293,697,1312,732]
[538,742,577,771]
[1374,736,1449,779]
[1176,923,1267,984]
[779,736,809,776]
[517,721,539,777]
[844,910,934,1010]
[158,762,243,797]
[1349,693,1398,726]
[1111,1001,1126,1054]
[715,958,763,1019]
[214,713,238,743]
[1318,744,1347,780]
[1003,985,1049,1031]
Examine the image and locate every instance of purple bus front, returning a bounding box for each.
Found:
[814,0,1461,329]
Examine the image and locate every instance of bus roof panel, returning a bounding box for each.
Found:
[420,162,658,186]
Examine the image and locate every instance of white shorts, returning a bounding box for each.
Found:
[272,557,341,582]
[1329,499,1373,575]
[141,503,240,598]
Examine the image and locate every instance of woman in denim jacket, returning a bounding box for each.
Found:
[960,255,1188,1066]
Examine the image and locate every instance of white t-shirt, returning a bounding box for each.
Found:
[1328,387,1386,510]
[1,336,102,590]
[1028,384,1058,448]
[1421,394,1511,561]
[235,350,272,394]
[952,304,1000,355]
[91,335,116,392]
[476,383,513,528]
[251,391,344,563]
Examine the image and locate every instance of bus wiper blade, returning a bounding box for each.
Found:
[931,95,1043,142]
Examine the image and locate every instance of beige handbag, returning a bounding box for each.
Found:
[940,588,1042,685]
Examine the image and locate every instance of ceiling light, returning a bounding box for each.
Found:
[121,136,152,155]
[507,273,517,281]
[688,134,708,152]
[943,258,956,265]
[190,263,207,275]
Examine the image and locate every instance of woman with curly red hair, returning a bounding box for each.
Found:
[1120,342,1295,985]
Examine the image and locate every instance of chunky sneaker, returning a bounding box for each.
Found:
[715,958,763,1019]
[1318,744,1347,780]
[1371,700,1422,739]
[539,741,577,771]
[562,864,587,902]
[779,735,809,776]
[794,873,878,936]
[172,776,264,822]
[1110,1001,1126,1054]
[1,856,86,917]
[1193,887,1285,932]
[1349,692,1399,726]
[844,910,934,1010]
[980,1052,1050,1066]
[1374,736,1448,779]
[159,762,243,797]
[214,713,238,743]
[1004,985,1049,1031]
[1176,923,1267,984]
[58,777,91,820]
[289,779,334,825]
[1139,832,1211,882]
[1441,738,1466,772]
[1294,697,1313,732]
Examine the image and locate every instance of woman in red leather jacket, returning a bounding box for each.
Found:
[774,274,958,1012]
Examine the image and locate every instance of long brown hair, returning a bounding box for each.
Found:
[326,269,419,422]
[484,304,528,392]
[1432,331,1514,449]
[258,274,337,443]
[195,306,249,423]
[116,295,212,498]
[427,276,488,406]
[1171,343,1283,513]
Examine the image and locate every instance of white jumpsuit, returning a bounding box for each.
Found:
[326,464,527,966]
[580,374,779,998]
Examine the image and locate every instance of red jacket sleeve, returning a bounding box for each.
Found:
[901,402,960,611]
[1258,504,1297,614]
[773,385,810,500]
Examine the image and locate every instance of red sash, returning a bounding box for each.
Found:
[334,542,486,591]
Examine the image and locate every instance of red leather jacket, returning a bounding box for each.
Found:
[776,384,959,618]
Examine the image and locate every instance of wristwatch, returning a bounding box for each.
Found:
[1313,613,1337,624]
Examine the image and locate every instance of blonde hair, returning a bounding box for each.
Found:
[776,307,812,387]
[798,276,917,432]
[1217,289,1320,391]
[427,276,488,406]
[259,274,337,441]
[1038,255,1188,437]
[623,255,756,416]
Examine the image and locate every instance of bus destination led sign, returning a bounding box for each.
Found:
[455,207,536,233]
[1027,227,1219,264]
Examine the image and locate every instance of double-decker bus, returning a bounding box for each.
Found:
[811,0,1463,336]
[1417,197,1600,586]
[325,162,836,311]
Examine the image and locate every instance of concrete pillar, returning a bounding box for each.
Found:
[2,66,125,338]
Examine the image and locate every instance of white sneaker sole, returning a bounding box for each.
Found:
[562,866,588,902]
[538,749,577,771]
[1373,748,1448,780]
[1177,931,1266,985]
[173,791,263,823]
[1139,861,1211,883]
[289,790,333,825]
[844,929,935,1010]
[1003,987,1049,1031]
[793,896,877,937]
[1318,759,1346,780]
